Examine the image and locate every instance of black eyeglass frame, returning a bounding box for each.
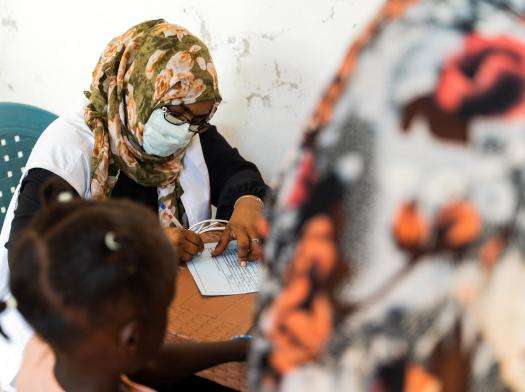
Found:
[161,106,211,133]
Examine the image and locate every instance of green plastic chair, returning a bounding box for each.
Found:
[0,102,57,226]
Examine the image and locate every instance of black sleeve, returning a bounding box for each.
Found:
[6,168,78,251]
[199,126,271,220]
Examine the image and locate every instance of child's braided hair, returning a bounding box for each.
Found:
[0,178,177,350]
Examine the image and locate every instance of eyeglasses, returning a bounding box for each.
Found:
[161,106,211,133]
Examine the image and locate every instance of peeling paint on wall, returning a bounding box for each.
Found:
[230,36,252,72]
[246,92,271,107]
[259,30,289,42]
[1,16,17,31]
[322,6,336,23]
[274,63,299,90]
[0,0,385,180]
[181,6,217,50]
[199,18,213,48]
[239,38,250,57]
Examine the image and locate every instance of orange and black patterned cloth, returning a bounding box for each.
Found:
[250,0,525,390]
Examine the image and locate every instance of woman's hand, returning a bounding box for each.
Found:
[212,196,264,266]
[165,227,204,262]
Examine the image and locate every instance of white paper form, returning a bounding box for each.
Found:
[187,241,263,296]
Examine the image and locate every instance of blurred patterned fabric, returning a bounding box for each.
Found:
[250,1,525,390]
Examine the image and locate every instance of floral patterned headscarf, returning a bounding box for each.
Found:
[251,0,525,391]
[85,19,221,227]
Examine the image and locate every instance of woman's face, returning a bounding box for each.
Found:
[142,99,217,157]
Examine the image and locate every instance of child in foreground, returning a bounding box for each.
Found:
[4,180,248,391]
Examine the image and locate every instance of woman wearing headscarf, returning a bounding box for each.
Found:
[5,19,269,264]
[250,0,525,390]
[0,19,268,387]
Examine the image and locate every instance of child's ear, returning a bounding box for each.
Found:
[119,321,140,354]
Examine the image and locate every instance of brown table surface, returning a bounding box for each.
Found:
[165,231,256,391]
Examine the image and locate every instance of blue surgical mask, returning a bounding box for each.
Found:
[142,108,194,157]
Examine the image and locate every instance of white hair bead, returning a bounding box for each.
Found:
[105,232,120,251]
[58,192,73,203]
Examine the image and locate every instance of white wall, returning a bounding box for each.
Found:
[0,0,383,182]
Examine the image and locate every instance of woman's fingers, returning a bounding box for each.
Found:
[184,229,204,252]
[180,250,194,262]
[212,224,261,265]
[247,227,263,261]
[212,227,232,256]
[183,240,201,257]
[165,228,204,262]
[236,230,250,267]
